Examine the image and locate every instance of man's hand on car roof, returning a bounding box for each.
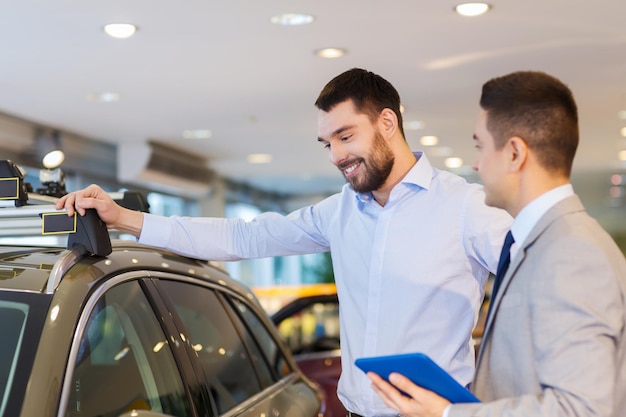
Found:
[56,184,144,237]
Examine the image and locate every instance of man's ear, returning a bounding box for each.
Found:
[508,136,528,171]
[379,108,398,138]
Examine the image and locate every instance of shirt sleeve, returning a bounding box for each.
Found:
[462,185,513,275]
[137,197,338,260]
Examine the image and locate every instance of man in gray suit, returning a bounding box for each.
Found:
[368,70,626,417]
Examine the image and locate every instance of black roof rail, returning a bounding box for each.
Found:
[0,197,113,257]
[1,159,113,257]
[0,159,30,207]
[0,159,153,259]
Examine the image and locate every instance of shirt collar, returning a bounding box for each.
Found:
[355,151,433,203]
[511,183,574,246]
[403,151,433,190]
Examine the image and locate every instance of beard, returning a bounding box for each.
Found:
[340,131,394,193]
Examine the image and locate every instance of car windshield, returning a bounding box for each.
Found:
[0,294,49,417]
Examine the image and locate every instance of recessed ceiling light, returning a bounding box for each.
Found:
[404,120,424,130]
[445,157,464,168]
[183,129,212,139]
[247,153,273,164]
[270,13,315,26]
[103,23,137,39]
[454,3,491,17]
[420,135,439,146]
[621,127,626,137]
[315,48,346,59]
[428,146,453,157]
[87,92,120,103]
[619,150,626,161]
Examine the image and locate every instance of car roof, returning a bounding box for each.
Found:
[0,240,254,299]
[0,245,67,292]
[0,159,254,299]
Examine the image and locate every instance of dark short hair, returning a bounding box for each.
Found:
[480,71,579,176]
[315,68,405,138]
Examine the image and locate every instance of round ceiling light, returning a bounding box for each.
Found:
[104,23,138,39]
[455,3,491,17]
[420,136,439,146]
[87,92,120,103]
[183,129,212,139]
[445,157,464,169]
[270,13,315,26]
[247,153,273,164]
[315,48,347,59]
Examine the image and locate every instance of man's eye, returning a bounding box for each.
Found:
[340,135,351,142]
[323,143,330,149]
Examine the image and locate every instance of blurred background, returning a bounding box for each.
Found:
[1,0,626,286]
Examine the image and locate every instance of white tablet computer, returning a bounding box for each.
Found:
[355,352,480,403]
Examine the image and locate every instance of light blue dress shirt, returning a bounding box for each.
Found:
[139,152,512,416]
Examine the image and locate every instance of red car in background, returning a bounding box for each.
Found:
[266,290,345,417]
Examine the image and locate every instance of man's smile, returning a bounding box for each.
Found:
[341,160,362,178]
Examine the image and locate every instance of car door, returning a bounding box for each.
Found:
[152,277,321,417]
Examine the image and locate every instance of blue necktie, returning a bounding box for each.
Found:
[486,230,515,321]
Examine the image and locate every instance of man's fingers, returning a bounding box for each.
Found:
[56,184,106,217]
[368,373,409,410]
[388,372,426,397]
[56,192,77,216]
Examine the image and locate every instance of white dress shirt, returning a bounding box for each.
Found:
[510,184,575,259]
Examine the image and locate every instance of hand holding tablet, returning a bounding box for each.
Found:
[355,352,480,403]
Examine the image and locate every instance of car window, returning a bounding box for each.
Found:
[157,280,263,414]
[66,280,190,417]
[0,291,49,417]
[0,301,29,416]
[230,297,292,378]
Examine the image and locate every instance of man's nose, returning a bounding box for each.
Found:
[329,141,348,166]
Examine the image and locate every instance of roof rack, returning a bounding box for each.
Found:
[0,159,113,256]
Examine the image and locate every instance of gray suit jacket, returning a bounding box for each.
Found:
[450,195,626,417]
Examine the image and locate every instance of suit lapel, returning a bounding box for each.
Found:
[475,195,586,367]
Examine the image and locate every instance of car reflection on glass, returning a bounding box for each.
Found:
[272,293,346,417]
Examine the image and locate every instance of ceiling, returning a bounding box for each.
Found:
[1,1,626,207]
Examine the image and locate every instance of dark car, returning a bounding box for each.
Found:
[0,160,321,417]
[271,293,345,417]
